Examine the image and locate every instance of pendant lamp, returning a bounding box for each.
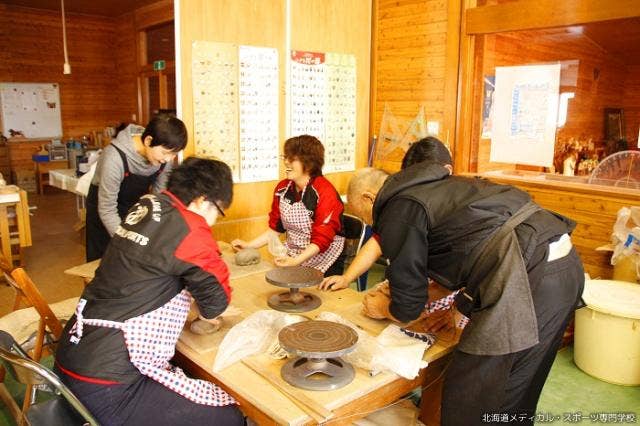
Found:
[61,0,71,74]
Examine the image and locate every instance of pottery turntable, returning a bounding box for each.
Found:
[278,320,358,391]
[265,266,324,312]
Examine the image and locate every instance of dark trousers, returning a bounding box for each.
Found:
[442,249,584,426]
[85,186,111,262]
[58,370,244,426]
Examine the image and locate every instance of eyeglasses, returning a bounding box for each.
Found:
[210,199,226,217]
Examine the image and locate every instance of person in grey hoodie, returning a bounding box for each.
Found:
[85,114,187,261]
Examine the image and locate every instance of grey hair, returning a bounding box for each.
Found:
[347,168,389,203]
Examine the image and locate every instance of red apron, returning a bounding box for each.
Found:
[70,290,235,406]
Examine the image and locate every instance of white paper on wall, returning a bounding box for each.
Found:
[192,41,240,179]
[238,46,279,183]
[490,64,561,167]
[290,50,326,142]
[324,52,356,173]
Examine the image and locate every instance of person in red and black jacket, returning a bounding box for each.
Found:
[232,135,345,275]
[55,158,243,426]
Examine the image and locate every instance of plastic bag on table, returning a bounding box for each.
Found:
[317,312,431,380]
[268,233,288,258]
[212,310,307,372]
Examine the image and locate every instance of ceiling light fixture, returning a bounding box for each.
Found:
[61,0,71,74]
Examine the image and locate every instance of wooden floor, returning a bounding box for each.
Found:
[0,189,85,317]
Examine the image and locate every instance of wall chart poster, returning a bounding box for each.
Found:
[192,42,280,183]
[290,50,356,173]
[324,52,356,173]
[238,46,279,182]
[192,41,239,179]
[290,50,326,142]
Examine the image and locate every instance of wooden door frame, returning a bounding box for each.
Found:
[133,0,175,124]
[454,0,640,173]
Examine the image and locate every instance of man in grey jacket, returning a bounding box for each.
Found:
[85,114,187,261]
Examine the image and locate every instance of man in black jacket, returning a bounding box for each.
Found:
[56,158,243,426]
[321,137,584,425]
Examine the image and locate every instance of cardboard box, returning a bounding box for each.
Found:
[12,169,36,193]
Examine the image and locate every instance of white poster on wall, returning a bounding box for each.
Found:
[192,41,239,179]
[290,50,357,173]
[490,64,561,167]
[238,45,279,183]
[324,52,356,173]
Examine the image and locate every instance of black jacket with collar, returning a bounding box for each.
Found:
[372,162,575,323]
[56,191,231,384]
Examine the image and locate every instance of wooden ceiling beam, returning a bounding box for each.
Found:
[466,0,640,35]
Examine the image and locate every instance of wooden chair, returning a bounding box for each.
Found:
[0,249,28,311]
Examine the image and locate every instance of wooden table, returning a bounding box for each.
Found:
[63,253,460,424]
[34,160,68,195]
[48,168,87,230]
[64,251,274,285]
[174,271,459,425]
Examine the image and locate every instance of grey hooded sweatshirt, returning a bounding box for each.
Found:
[91,124,172,236]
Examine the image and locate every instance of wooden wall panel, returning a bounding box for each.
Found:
[478,173,640,279]
[179,0,370,242]
[0,5,134,141]
[371,0,455,173]
[623,65,640,147]
[114,13,138,125]
[291,0,372,193]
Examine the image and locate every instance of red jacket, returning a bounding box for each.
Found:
[268,176,344,252]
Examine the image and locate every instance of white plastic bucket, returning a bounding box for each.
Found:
[574,280,640,386]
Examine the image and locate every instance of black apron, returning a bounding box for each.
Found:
[85,146,165,261]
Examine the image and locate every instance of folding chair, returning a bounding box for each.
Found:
[0,330,99,426]
[342,213,368,291]
[0,268,78,414]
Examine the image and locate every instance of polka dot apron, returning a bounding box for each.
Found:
[278,181,344,273]
[69,290,235,406]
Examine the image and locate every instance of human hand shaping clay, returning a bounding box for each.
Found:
[274,255,299,267]
[231,239,248,251]
[318,275,348,291]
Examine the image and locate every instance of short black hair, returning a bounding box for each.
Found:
[401,136,453,169]
[167,157,233,208]
[142,114,188,152]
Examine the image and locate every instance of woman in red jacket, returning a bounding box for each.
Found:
[232,135,345,275]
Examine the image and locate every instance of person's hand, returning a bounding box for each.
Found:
[274,255,299,267]
[422,308,455,334]
[373,279,390,296]
[406,307,457,342]
[318,275,348,291]
[361,290,392,319]
[198,314,223,325]
[231,239,248,251]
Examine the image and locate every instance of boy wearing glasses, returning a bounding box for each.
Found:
[56,158,243,426]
